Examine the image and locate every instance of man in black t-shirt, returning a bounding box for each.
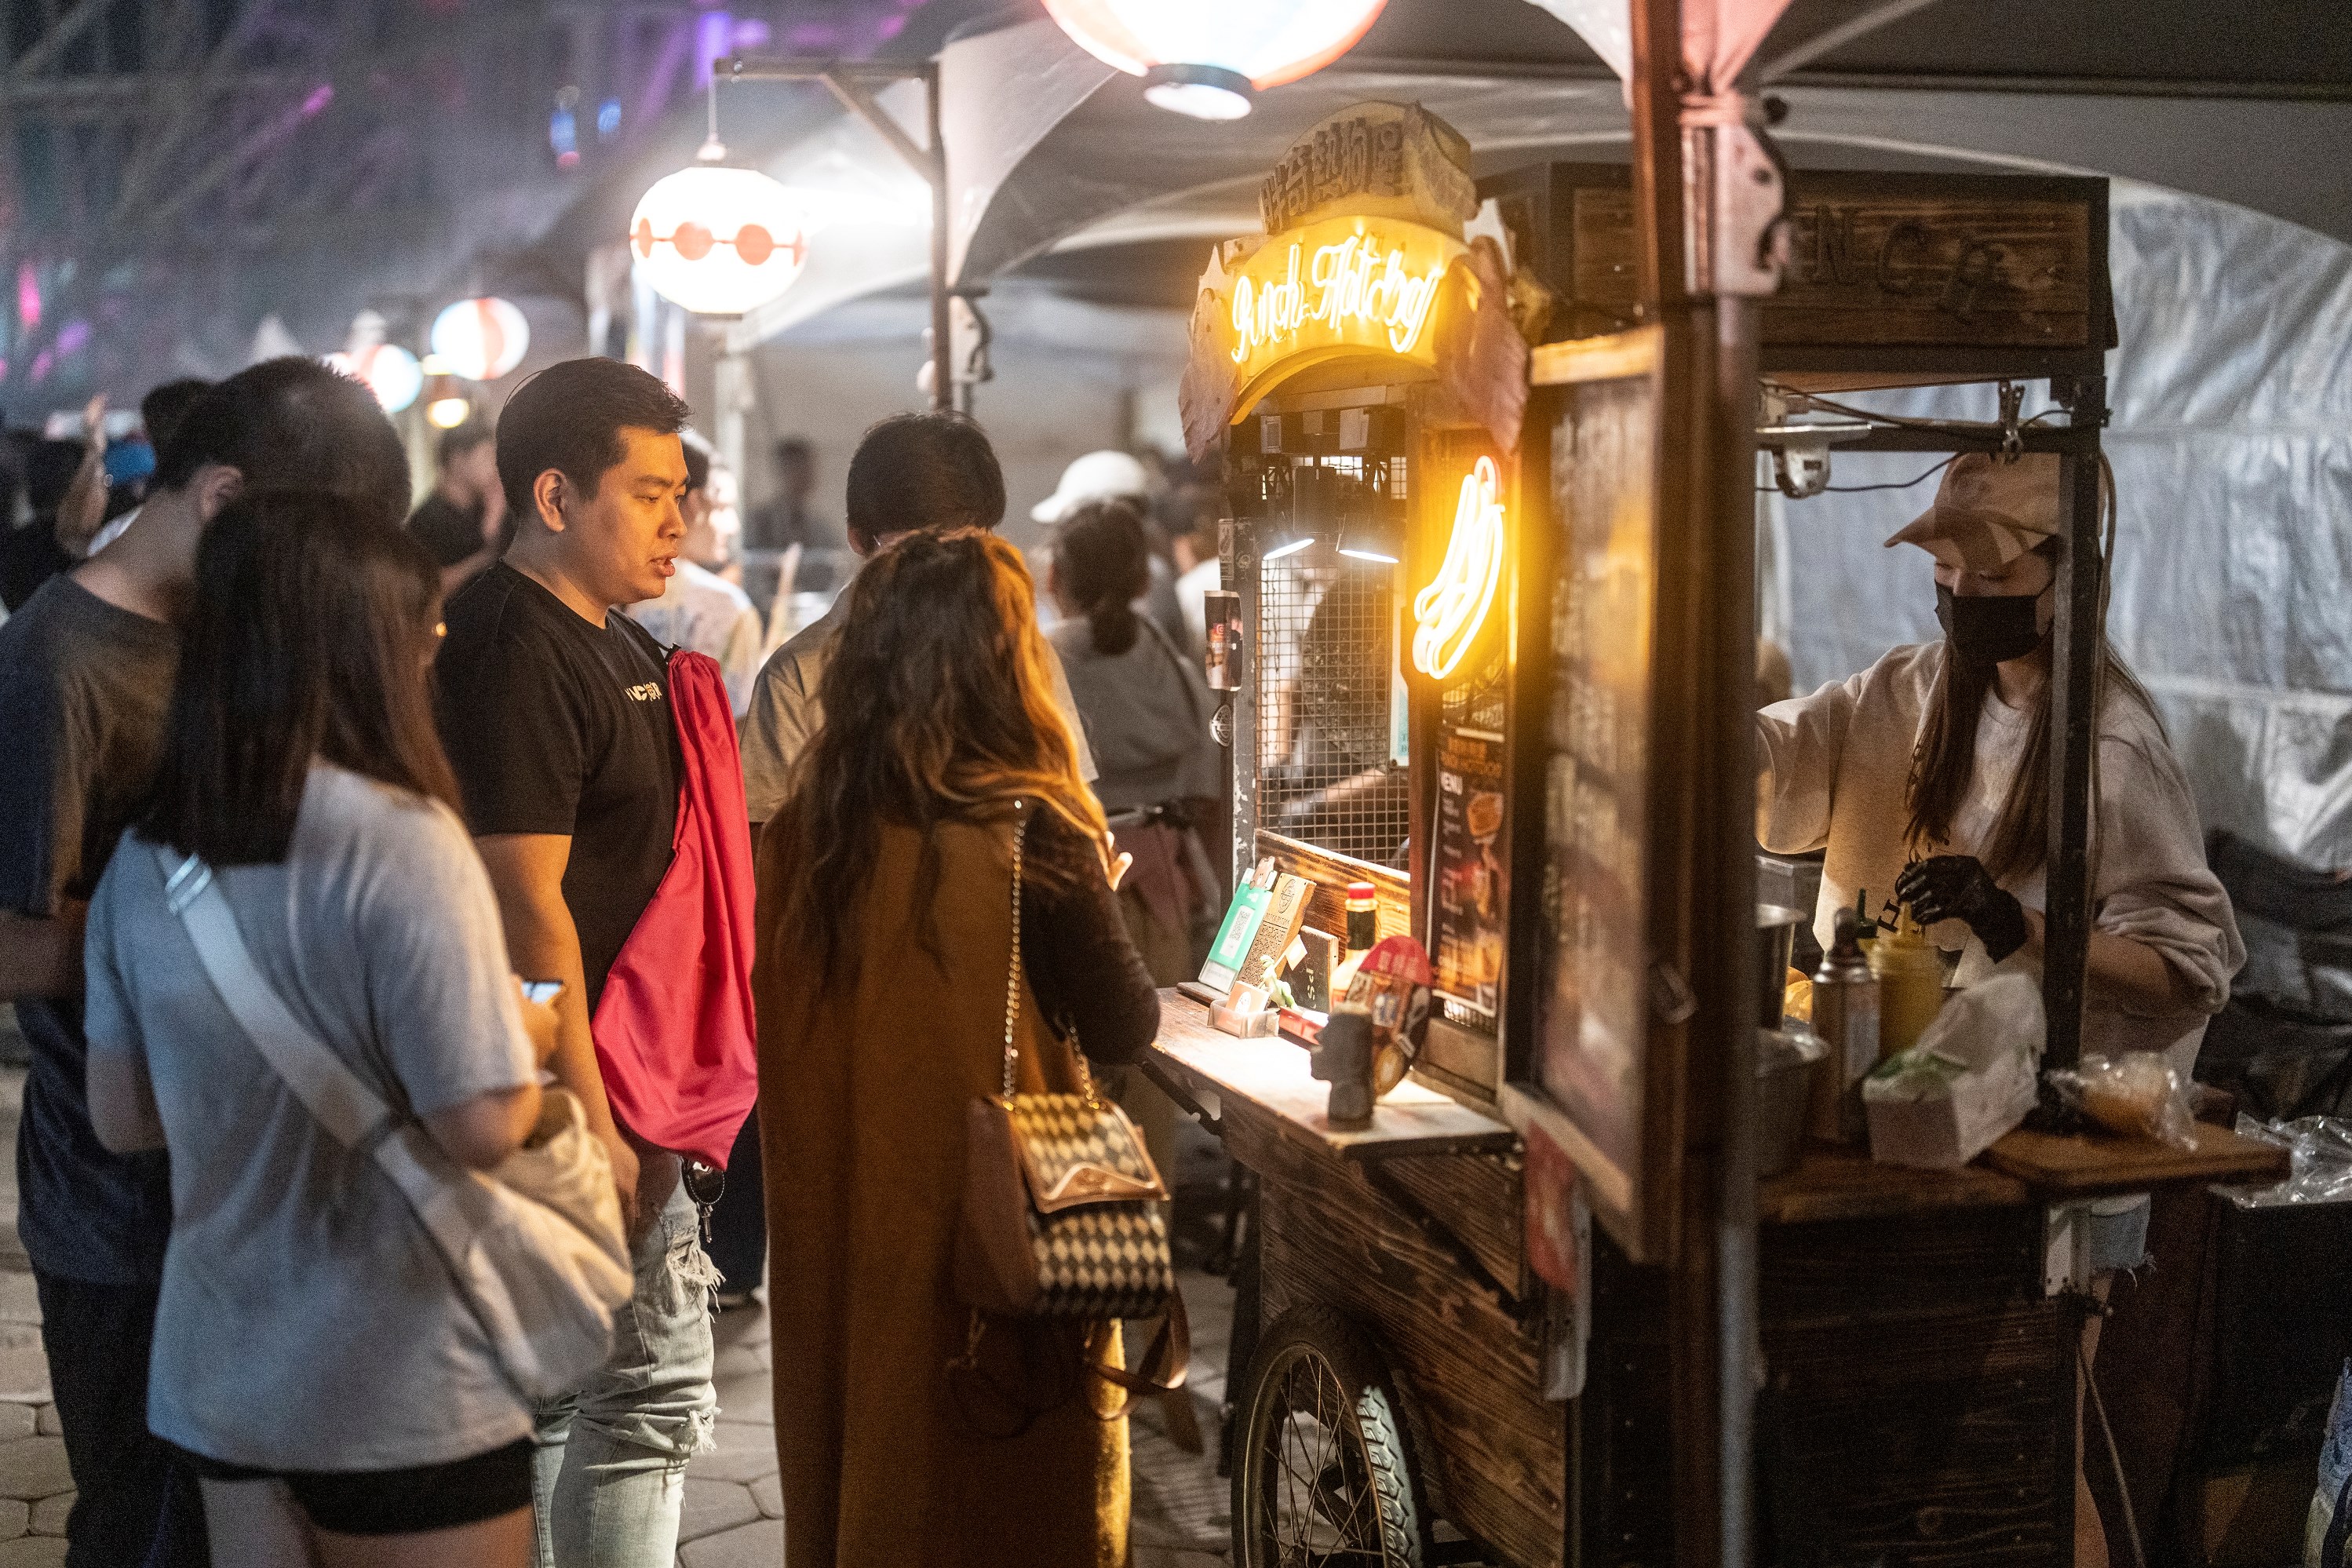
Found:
[0,359,410,1566]
[433,359,711,1567]
[406,420,507,595]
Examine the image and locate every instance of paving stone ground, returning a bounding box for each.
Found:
[0,1015,1236,1566]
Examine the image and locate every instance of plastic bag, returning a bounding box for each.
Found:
[2047,1051,2198,1150]
[2229,1114,2352,1208]
[1862,972,2041,1169]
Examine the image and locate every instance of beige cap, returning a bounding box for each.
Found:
[1884,451,2062,572]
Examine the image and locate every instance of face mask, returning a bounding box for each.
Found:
[1935,584,2044,666]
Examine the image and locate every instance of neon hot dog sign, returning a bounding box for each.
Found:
[1229,228,1449,363]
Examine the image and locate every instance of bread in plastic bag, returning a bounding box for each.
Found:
[2048,1052,2197,1150]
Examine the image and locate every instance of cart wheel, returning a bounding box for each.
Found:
[1232,1303,1431,1568]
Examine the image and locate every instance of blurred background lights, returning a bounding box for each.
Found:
[429,297,531,380]
[325,343,422,413]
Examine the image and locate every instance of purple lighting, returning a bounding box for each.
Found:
[694,11,732,85]
[55,319,90,356]
[301,82,334,118]
[16,264,38,330]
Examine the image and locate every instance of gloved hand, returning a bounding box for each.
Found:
[1896,855,2029,962]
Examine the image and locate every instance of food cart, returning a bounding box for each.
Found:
[1143,104,2291,1568]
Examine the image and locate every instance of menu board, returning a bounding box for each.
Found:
[1534,364,1657,1186]
[1431,722,1507,1014]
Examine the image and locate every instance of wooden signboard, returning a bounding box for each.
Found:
[1482,166,2115,381]
[1498,326,1680,1261]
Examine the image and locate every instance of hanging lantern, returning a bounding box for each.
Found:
[1043,0,1390,120]
[325,344,422,414]
[429,297,531,381]
[629,148,809,317]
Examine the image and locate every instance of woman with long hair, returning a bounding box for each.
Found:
[757,527,1159,1568]
[82,495,557,1568]
[1756,454,2242,1567]
[1758,453,2240,1071]
[1047,498,1222,982]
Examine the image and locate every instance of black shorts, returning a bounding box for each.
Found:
[181,1438,534,1536]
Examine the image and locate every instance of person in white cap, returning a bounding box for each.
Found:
[1756,451,2241,1078]
[1033,450,1188,652]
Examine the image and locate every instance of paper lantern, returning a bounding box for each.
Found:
[629,161,809,317]
[1043,0,1389,119]
[429,297,531,381]
[326,344,422,414]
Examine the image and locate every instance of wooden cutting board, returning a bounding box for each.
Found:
[1983,1121,2289,1197]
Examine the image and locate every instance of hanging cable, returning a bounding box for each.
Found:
[1754,455,1957,496]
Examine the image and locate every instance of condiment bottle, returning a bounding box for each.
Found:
[1869,900,1946,1060]
[1805,906,1880,1143]
[1852,888,1879,957]
[1333,881,1378,995]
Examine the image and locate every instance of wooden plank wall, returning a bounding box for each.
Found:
[1582,1205,2077,1568]
[1233,1108,1566,1568]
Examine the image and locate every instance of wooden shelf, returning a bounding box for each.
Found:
[1149,990,1516,1164]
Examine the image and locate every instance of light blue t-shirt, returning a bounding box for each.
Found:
[83,764,537,1468]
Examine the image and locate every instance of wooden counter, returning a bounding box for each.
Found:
[1151,990,2295,1568]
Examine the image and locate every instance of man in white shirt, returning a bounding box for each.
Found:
[625,436,764,717]
[738,412,1096,827]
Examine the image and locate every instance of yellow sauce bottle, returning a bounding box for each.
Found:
[1869,901,1946,1061]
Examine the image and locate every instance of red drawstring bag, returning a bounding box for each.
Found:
[590,649,759,1169]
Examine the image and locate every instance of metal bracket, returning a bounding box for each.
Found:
[1997,380,2026,460]
[720,53,951,410]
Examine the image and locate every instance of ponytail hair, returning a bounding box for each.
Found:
[1055,499,1151,657]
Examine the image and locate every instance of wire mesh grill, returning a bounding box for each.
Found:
[1255,536,1410,869]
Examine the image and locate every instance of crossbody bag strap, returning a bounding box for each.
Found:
[157,846,390,1149]
[1001,804,1028,1098]
[154,845,485,1251]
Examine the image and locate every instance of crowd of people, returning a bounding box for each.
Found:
[0,354,1220,1568]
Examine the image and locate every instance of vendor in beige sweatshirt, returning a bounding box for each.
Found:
[1757,453,2241,1076]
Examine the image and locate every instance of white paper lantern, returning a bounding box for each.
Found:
[429,297,531,381]
[325,344,422,414]
[1043,0,1390,119]
[629,162,809,317]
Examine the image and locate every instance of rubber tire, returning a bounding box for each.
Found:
[1231,1302,1431,1568]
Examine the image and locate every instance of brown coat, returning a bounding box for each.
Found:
[756,811,1130,1568]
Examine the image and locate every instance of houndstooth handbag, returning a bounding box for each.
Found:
[952,804,1187,1412]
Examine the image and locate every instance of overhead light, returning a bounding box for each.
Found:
[1263,523,1316,562]
[1143,66,1253,122]
[630,86,811,317]
[426,395,472,429]
[430,297,531,381]
[1043,0,1391,120]
[1336,513,1402,564]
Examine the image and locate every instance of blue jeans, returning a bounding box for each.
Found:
[530,1183,717,1567]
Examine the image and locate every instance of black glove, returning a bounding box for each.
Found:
[1896,855,2029,962]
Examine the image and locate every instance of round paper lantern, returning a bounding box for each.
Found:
[429,297,531,381]
[629,162,809,317]
[326,344,422,414]
[1043,0,1390,119]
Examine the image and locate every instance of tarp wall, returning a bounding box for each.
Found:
[1762,181,2352,868]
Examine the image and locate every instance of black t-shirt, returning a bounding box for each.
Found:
[0,574,178,1283]
[407,494,487,570]
[434,563,679,1010]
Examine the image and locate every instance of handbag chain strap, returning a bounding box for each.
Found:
[1000,800,1100,1108]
